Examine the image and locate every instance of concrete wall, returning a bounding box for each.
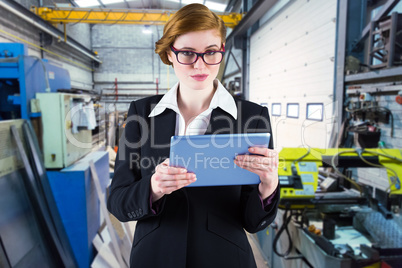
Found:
[91,23,177,110]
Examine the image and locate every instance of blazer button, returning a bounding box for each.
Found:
[139,208,143,215]
[127,212,133,219]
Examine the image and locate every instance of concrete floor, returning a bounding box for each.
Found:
[247,233,269,268]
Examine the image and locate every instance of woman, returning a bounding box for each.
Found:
[107,4,280,268]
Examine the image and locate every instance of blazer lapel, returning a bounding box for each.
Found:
[205,107,238,135]
[150,109,176,158]
[150,107,238,157]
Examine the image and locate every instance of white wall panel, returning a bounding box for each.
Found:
[250,0,337,150]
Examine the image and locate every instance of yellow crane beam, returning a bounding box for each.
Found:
[30,6,243,28]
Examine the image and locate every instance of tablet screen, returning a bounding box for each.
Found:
[169,133,270,187]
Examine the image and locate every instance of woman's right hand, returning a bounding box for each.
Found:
[151,158,197,202]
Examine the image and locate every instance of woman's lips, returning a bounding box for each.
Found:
[191,74,208,81]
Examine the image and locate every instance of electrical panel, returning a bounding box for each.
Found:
[36,93,93,168]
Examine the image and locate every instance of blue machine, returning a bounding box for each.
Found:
[47,151,109,268]
[0,43,71,120]
[0,43,110,268]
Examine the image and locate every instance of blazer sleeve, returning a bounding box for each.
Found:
[240,106,280,233]
[107,101,165,222]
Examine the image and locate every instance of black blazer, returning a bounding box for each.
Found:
[107,95,280,268]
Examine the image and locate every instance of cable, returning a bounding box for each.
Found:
[363,149,402,163]
[28,56,51,92]
[273,208,294,258]
[290,147,311,175]
[357,149,400,194]
[292,147,311,167]
[330,150,363,196]
[378,141,389,156]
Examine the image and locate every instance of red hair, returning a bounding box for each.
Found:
[155,4,226,65]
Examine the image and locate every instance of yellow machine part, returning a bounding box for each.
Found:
[278,147,402,208]
[361,148,402,196]
[31,6,243,28]
[278,148,322,208]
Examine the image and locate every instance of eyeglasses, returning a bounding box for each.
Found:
[170,45,225,65]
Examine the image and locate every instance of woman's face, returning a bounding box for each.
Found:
[167,29,223,91]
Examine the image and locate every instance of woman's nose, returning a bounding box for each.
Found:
[193,56,206,69]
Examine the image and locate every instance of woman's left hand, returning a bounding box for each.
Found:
[234,147,279,199]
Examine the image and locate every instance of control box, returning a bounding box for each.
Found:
[36,93,93,168]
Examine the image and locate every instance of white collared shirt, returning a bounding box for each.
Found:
[149,79,237,136]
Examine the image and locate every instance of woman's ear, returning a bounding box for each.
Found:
[167,51,173,63]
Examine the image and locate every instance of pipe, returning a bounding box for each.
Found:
[0,0,102,63]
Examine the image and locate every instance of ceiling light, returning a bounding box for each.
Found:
[75,0,126,7]
[75,0,101,7]
[102,0,125,4]
[182,0,204,4]
[168,0,227,12]
[169,0,203,5]
[205,1,227,12]
[142,25,153,34]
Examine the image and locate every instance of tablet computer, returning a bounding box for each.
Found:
[169,133,271,187]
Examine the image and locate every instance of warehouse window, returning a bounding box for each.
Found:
[286,103,299,118]
[271,103,281,116]
[306,103,323,121]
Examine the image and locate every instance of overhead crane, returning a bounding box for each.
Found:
[30,6,243,28]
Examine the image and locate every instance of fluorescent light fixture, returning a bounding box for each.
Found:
[168,0,227,12]
[75,0,125,7]
[142,25,152,34]
[182,0,204,4]
[168,0,203,4]
[205,1,227,12]
[75,0,101,7]
[102,0,125,4]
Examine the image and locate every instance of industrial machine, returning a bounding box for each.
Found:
[0,43,71,120]
[0,43,109,268]
[257,147,402,268]
[0,43,95,168]
[278,147,402,208]
[36,92,93,168]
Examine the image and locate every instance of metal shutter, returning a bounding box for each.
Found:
[249,0,337,150]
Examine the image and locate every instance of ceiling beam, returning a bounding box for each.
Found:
[0,0,100,62]
[225,0,278,50]
[97,0,106,8]
[32,7,242,28]
[67,0,77,7]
